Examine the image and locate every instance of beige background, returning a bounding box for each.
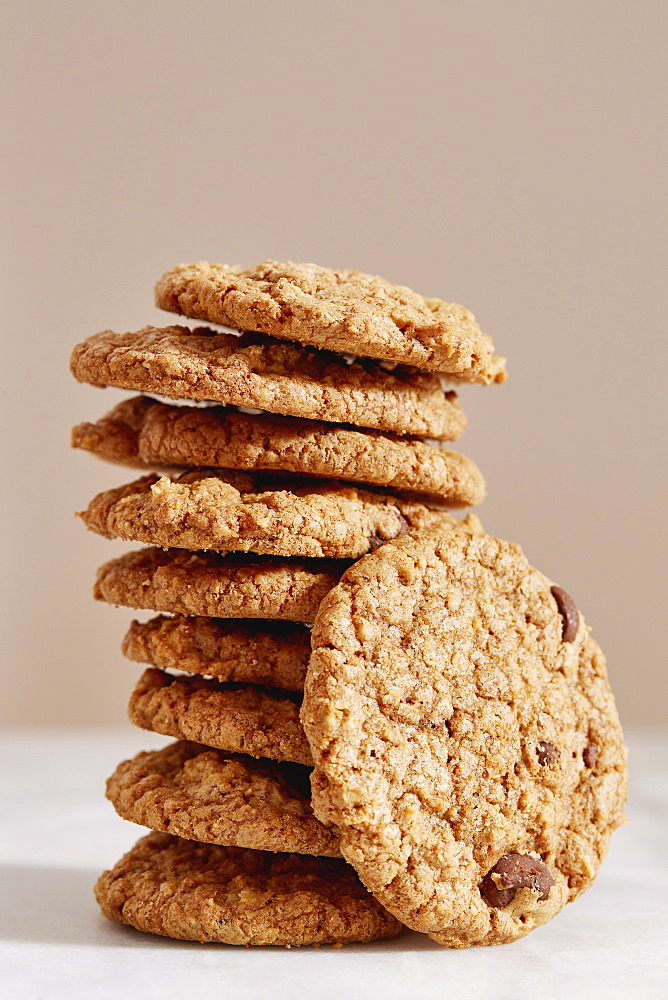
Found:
[1,0,665,726]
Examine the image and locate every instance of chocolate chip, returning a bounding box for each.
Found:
[480,854,555,908]
[395,512,409,536]
[368,512,410,551]
[550,585,579,642]
[536,741,559,766]
[583,744,599,768]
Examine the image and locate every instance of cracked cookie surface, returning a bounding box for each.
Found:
[155,260,505,381]
[107,741,339,856]
[70,325,467,438]
[95,831,402,945]
[302,525,628,947]
[72,396,483,503]
[80,469,475,559]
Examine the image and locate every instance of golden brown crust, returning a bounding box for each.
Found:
[128,668,312,765]
[302,526,628,947]
[94,547,350,623]
[72,396,485,503]
[107,741,340,856]
[95,832,403,945]
[80,469,477,559]
[122,616,310,691]
[155,260,505,381]
[70,325,468,438]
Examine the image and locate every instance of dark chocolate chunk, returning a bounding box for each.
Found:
[536,741,559,766]
[583,744,599,768]
[550,585,579,642]
[480,853,555,908]
[368,512,409,551]
[395,512,409,536]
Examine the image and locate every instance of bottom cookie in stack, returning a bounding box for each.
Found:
[95,832,402,946]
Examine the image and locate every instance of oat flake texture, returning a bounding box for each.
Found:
[301,525,628,947]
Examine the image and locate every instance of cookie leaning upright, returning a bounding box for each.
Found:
[155,260,506,381]
[301,525,628,947]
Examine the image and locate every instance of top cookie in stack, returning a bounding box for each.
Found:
[153,261,506,380]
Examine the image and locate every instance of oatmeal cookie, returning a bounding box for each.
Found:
[128,667,311,765]
[302,525,628,947]
[80,470,475,559]
[95,832,402,945]
[107,741,339,856]
[122,616,310,692]
[70,326,467,438]
[72,396,483,503]
[94,547,350,623]
[155,261,505,381]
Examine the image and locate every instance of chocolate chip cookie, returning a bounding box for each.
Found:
[302,525,628,947]
[80,470,478,559]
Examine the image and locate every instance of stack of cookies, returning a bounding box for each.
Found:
[70,260,627,948]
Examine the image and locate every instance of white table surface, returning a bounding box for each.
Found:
[1,727,666,1000]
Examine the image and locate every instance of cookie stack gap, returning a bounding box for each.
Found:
[72,259,502,946]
